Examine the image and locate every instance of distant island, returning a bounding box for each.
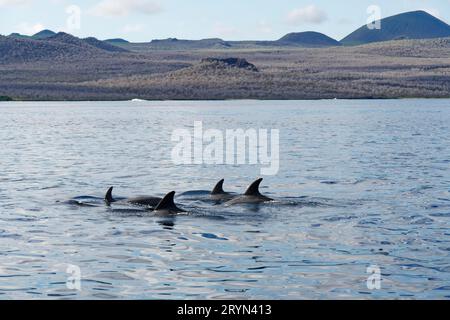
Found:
[0,10,449,101]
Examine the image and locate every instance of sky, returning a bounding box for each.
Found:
[0,0,449,42]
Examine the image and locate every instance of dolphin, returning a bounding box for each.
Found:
[105,186,162,208]
[225,178,273,205]
[153,191,186,215]
[210,179,234,201]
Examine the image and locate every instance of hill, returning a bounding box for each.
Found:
[342,10,450,45]
[148,38,231,50]
[44,32,128,52]
[46,32,99,48]
[200,58,258,72]
[84,37,129,52]
[277,31,341,47]
[32,29,56,39]
[62,37,449,101]
[117,33,340,52]
[8,33,29,39]
[105,38,130,44]
[1,18,449,100]
[0,33,113,63]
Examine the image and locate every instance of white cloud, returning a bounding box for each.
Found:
[89,0,162,17]
[0,0,32,7]
[16,22,45,35]
[286,5,328,25]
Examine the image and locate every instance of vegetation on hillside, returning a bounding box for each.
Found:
[0,11,449,101]
[0,36,448,101]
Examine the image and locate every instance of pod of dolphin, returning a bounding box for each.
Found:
[104,178,273,215]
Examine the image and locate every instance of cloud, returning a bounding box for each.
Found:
[16,22,45,35]
[89,0,162,17]
[286,5,328,25]
[0,0,32,6]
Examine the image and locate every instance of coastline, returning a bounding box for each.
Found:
[1,97,449,103]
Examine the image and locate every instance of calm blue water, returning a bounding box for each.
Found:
[1,99,450,300]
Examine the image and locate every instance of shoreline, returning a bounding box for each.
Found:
[1,97,450,103]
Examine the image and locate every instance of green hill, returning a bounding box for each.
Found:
[32,29,56,39]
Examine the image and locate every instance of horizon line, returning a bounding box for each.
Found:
[2,9,448,43]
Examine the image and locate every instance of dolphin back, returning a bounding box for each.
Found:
[244,178,263,196]
[105,187,114,204]
[211,179,226,195]
[155,191,178,211]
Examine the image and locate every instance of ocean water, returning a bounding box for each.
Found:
[0,99,450,300]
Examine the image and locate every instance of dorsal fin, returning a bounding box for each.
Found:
[211,179,225,195]
[244,178,263,196]
[105,187,114,204]
[155,191,177,211]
